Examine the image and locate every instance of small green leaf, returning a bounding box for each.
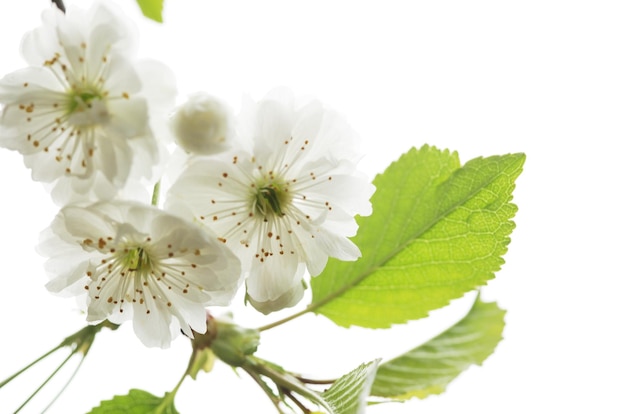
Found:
[88,389,178,414]
[188,348,216,380]
[136,0,164,23]
[322,360,380,414]
[371,298,505,400]
[311,145,525,328]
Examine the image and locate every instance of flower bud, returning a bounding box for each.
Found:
[210,319,260,367]
[170,92,232,155]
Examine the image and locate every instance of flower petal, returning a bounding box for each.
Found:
[247,276,306,315]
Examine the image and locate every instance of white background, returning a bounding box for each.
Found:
[1,0,625,413]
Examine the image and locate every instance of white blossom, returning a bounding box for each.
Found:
[166,89,374,313]
[39,201,242,348]
[0,3,175,205]
[171,92,232,155]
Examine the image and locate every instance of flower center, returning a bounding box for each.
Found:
[253,181,291,218]
[120,247,152,273]
[66,86,109,127]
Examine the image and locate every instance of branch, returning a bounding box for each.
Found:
[51,0,66,13]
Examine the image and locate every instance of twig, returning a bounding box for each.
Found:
[51,0,66,13]
[294,375,336,385]
[281,388,311,414]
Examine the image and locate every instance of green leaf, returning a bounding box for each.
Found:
[136,0,164,23]
[88,389,178,414]
[371,298,505,400]
[188,348,216,380]
[310,145,525,328]
[322,360,380,414]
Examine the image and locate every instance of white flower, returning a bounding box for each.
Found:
[0,3,176,205]
[171,92,232,155]
[166,89,375,314]
[39,201,242,348]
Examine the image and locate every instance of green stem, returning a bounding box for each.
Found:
[154,377,184,414]
[294,375,336,385]
[246,358,333,413]
[242,365,286,414]
[281,389,311,413]
[14,350,76,413]
[1,320,115,412]
[41,353,88,413]
[257,306,312,332]
[0,343,65,388]
[154,343,196,414]
[151,181,161,206]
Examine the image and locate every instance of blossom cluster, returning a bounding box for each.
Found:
[0,2,374,347]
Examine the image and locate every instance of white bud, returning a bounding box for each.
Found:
[170,92,232,155]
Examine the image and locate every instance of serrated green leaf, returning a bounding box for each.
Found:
[136,0,164,23]
[371,298,505,400]
[88,389,178,414]
[322,360,380,414]
[310,145,525,328]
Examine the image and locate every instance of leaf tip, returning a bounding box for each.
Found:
[136,0,164,23]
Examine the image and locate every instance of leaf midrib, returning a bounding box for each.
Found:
[309,158,511,320]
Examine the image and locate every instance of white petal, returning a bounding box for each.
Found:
[316,108,362,161]
[107,96,149,137]
[20,8,63,66]
[132,298,176,348]
[135,60,177,113]
[247,276,305,315]
[60,204,115,244]
[44,254,89,295]
[253,99,296,164]
[100,52,142,95]
[246,251,301,303]
[290,99,324,150]
[84,2,137,55]
[164,295,207,337]
[300,169,375,217]
[0,67,62,103]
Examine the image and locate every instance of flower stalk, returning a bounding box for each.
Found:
[0,321,117,412]
[197,314,336,413]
